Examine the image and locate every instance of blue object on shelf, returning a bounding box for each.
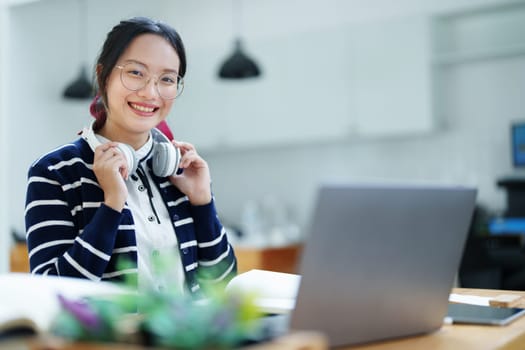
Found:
[489,218,525,235]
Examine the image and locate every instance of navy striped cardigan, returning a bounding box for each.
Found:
[25,137,237,296]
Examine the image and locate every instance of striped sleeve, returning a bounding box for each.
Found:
[190,199,237,289]
[25,153,121,281]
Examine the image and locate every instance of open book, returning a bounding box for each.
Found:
[0,273,127,338]
[226,269,301,314]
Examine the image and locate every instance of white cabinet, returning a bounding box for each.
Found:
[173,27,354,150]
[432,2,525,66]
[6,0,41,6]
[348,15,433,137]
[172,15,434,152]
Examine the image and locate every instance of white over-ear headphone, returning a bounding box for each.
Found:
[81,121,181,177]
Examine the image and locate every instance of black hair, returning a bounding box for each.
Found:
[91,16,186,127]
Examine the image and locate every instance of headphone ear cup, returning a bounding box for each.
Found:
[116,143,138,175]
[152,142,181,177]
[82,122,138,175]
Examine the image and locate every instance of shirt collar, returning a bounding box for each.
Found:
[134,133,154,162]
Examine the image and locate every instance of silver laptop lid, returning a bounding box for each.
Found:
[290,183,477,347]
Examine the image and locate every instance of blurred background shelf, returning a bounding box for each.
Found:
[234,244,303,274]
[9,242,29,273]
[10,242,304,276]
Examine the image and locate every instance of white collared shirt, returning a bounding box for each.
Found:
[96,133,186,294]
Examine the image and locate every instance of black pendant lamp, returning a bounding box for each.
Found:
[218,0,261,79]
[63,65,93,99]
[63,0,94,99]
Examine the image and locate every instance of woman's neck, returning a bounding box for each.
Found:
[98,121,149,150]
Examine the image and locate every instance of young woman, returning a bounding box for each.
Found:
[25,17,236,296]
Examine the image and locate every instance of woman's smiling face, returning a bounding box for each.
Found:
[103,33,182,148]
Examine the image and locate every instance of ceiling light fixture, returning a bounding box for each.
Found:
[218,0,261,79]
[63,0,93,99]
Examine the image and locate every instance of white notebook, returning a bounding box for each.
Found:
[226,269,300,314]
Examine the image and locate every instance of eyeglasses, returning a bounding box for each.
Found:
[115,62,184,99]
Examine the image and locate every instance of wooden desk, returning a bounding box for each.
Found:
[5,289,525,349]
[5,265,525,349]
[345,288,525,350]
[7,331,327,350]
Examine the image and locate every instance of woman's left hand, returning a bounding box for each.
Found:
[169,140,212,205]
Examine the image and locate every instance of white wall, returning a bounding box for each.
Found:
[5,0,525,246]
[205,55,525,229]
[0,0,10,272]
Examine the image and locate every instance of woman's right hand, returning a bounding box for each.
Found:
[92,142,129,212]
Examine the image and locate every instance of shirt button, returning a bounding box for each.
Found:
[182,248,189,255]
[172,214,179,221]
[138,185,146,192]
[148,215,155,222]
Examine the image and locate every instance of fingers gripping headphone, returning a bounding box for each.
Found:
[81,121,181,177]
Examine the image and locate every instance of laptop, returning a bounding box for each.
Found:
[255,182,477,347]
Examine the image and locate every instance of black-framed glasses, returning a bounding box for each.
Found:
[115,62,184,99]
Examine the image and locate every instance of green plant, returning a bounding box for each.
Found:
[51,258,261,348]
